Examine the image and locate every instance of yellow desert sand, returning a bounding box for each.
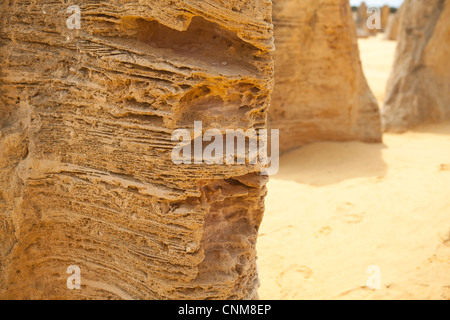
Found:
[358,35,397,105]
[257,36,450,300]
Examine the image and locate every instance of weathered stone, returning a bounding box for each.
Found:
[270,0,382,152]
[384,14,399,40]
[355,2,370,38]
[0,0,274,299]
[382,0,450,131]
[384,4,405,41]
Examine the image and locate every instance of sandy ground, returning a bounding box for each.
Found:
[358,34,397,105]
[257,36,450,300]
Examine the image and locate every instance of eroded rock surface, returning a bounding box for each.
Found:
[382,0,450,131]
[0,0,274,299]
[270,0,382,152]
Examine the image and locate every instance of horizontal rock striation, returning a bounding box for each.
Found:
[0,0,274,299]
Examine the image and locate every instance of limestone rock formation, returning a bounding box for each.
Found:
[384,4,405,41]
[0,1,274,299]
[382,0,450,131]
[355,1,380,37]
[384,13,399,40]
[355,2,370,38]
[380,5,391,31]
[270,0,382,152]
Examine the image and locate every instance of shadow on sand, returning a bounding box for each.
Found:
[411,121,450,136]
[273,141,388,186]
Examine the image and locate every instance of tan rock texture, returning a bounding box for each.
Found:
[380,5,391,31]
[355,3,389,37]
[355,1,369,37]
[0,1,274,299]
[382,0,450,131]
[384,4,405,41]
[384,14,399,40]
[270,0,382,152]
[355,1,376,37]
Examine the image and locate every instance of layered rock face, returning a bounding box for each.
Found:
[0,1,274,299]
[382,0,450,131]
[270,0,382,152]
